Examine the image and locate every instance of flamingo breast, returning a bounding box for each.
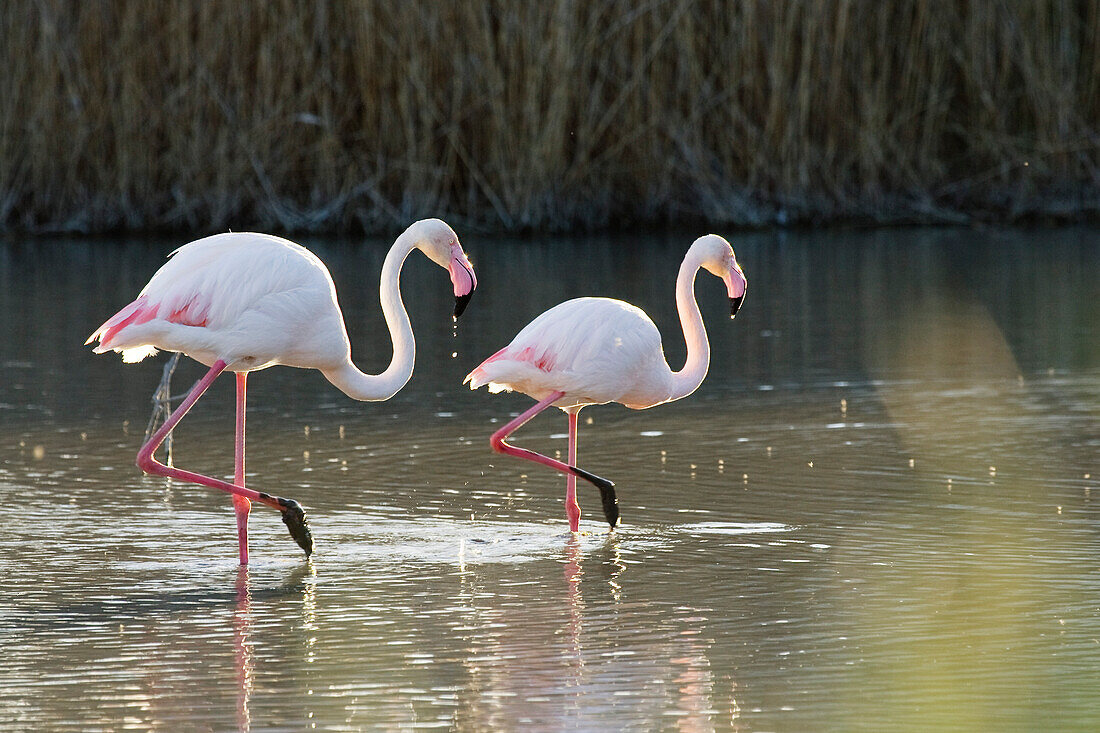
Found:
[465,297,673,408]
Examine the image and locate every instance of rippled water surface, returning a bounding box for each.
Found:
[1,227,1098,731]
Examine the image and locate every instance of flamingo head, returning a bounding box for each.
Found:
[695,234,748,319]
[408,218,478,318]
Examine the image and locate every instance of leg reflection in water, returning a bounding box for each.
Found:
[234,567,254,733]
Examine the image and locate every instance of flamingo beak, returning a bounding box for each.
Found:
[449,254,477,319]
[725,268,747,320]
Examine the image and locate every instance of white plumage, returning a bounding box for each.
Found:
[466,234,747,411]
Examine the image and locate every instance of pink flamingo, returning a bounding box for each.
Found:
[87,219,477,564]
[465,234,746,532]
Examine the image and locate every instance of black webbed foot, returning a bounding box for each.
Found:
[279,499,314,557]
[571,466,620,528]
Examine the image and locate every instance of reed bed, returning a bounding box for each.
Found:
[1,0,1097,234]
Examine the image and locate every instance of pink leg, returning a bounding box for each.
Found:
[490,393,619,529]
[136,359,314,556]
[491,392,577,477]
[233,372,251,565]
[566,410,580,532]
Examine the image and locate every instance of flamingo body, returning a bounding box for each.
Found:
[465,234,746,532]
[90,233,351,372]
[466,297,674,410]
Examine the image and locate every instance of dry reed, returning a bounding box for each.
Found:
[1,0,1097,234]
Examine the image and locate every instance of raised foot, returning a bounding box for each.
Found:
[570,466,620,529]
[278,499,314,557]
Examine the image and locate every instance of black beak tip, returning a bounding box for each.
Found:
[454,292,472,319]
[729,295,744,319]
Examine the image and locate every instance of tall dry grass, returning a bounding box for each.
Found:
[1,0,1097,233]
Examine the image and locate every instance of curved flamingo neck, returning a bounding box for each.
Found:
[669,250,710,402]
[323,231,418,401]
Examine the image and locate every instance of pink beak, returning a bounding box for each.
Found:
[725,268,747,318]
[448,254,477,317]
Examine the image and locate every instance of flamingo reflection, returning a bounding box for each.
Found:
[449,534,739,728]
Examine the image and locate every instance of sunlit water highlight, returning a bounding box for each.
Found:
[1,227,1098,731]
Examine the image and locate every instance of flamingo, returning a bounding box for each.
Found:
[87,218,477,564]
[464,234,746,532]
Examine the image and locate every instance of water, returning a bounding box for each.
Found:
[1,227,1098,731]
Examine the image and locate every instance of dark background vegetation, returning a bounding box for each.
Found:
[2,0,1098,235]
